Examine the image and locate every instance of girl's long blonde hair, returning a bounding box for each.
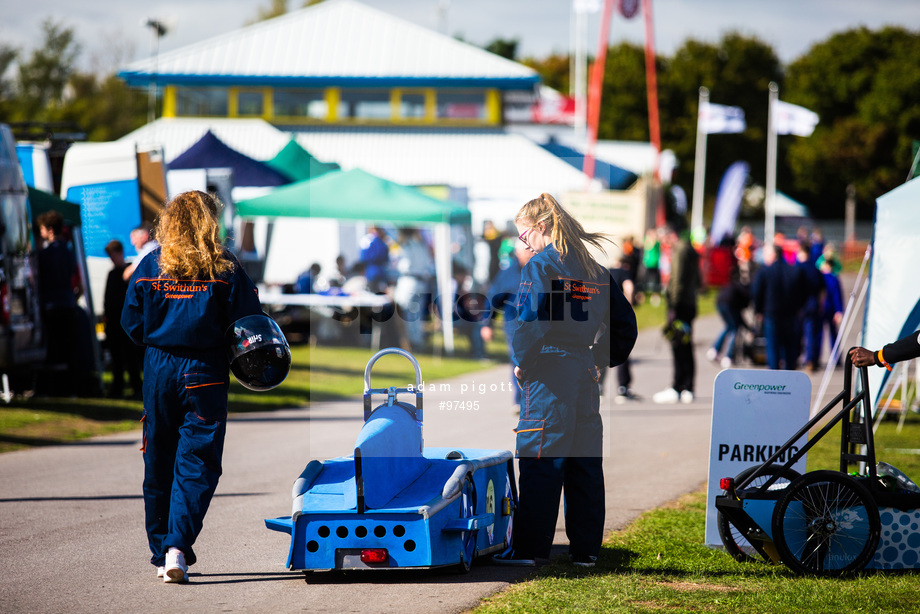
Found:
[516,193,611,274]
[156,190,233,280]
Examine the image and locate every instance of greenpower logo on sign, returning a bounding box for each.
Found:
[732,382,789,393]
[704,369,811,548]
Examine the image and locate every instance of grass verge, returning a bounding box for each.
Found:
[476,488,920,614]
[474,411,920,613]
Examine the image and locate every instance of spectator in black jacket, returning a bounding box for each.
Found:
[104,240,143,399]
[795,240,826,372]
[653,218,701,404]
[752,243,806,370]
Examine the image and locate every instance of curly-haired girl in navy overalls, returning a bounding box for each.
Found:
[122,191,262,583]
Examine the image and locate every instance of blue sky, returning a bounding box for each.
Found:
[3,0,919,74]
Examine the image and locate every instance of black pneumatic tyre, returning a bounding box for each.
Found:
[718,464,801,562]
[772,470,880,576]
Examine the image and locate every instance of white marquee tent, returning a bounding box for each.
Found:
[861,176,920,410]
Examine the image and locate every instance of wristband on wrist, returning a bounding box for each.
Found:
[877,349,892,372]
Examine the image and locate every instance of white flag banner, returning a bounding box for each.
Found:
[573,0,602,13]
[698,101,746,134]
[773,100,819,136]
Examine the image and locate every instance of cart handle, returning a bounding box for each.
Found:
[734,348,874,493]
[363,347,424,421]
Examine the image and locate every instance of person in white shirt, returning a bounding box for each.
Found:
[393,228,434,350]
[123,222,159,281]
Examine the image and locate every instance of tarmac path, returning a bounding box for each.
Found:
[0,308,860,613]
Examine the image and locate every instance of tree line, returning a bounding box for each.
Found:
[1,18,917,220]
[522,27,920,220]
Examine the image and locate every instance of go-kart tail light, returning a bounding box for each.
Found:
[720,477,734,491]
[360,548,388,564]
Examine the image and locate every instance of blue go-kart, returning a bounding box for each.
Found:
[265,347,517,572]
[715,350,920,575]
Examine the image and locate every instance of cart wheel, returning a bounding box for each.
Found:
[456,475,477,573]
[772,470,880,576]
[718,464,801,562]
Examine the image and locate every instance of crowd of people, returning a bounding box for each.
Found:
[34,194,852,410]
[284,215,850,401]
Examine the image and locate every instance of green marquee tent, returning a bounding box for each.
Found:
[27,186,81,227]
[236,167,470,353]
[264,138,340,183]
[236,167,470,225]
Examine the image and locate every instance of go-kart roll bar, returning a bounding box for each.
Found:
[734,349,877,493]
[363,347,424,422]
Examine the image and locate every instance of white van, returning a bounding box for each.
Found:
[59,141,167,316]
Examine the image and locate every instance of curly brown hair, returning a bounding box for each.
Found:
[156,191,233,280]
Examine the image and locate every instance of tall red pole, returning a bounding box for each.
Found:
[641,0,665,226]
[582,0,616,184]
[642,0,660,162]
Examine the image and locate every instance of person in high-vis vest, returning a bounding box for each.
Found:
[493,193,637,568]
[122,191,263,583]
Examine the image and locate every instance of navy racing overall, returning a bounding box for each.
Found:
[121,248,262,568]
[509,243,636,559]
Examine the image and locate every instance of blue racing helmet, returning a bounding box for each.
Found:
[226,314,291,391]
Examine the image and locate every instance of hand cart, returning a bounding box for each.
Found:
[715,350,920,575]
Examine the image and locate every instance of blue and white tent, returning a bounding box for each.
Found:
[861,176,920,409]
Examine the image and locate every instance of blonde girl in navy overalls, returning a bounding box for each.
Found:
[122,191,262,582]
[495,193,637,566]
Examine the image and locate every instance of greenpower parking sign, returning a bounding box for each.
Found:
[704,369,811,548]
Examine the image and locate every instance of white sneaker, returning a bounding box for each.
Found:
[721,356,733,369]
[705,347,718,362]
[571,553,597,568]
[156,566,165,578]
[652,388,680,404]
[164,549,188,583]
[680,390,694,404]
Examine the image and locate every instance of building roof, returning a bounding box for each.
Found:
[507,125,663,176]
[118,118,593,228]
[117,118,291,162]
[119,0,539,90]
[538,139,638,190]
[290,126,591,204]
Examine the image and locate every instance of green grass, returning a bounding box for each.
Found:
[476,487,920,614]
[805,409,920,478]
[473,411,920,614]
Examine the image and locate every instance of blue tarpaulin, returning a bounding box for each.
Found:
[168,130,290,187]
[539,139,639,190]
